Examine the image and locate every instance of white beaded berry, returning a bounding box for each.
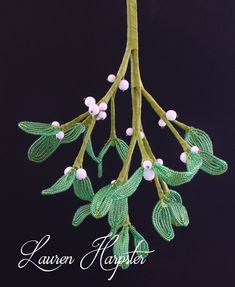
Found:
[156,158,164,165]
[64,166,72,175]
[158,118,166,128]
[191,146,200,153]
[140,131,145,139]
[143,169,155,181]
[143,160,152,169]
[76,168,87,180]
[166,110,177,121]
[96,111,107,121]
[51,121,60,127]
[99,102,108,111]
[56,131,65,140]
[180,152,187,163]
[89,104,100,116]
[84,97,96,107]
[126,127,133,136]
[119,79,129,91]
[107,74,116,83]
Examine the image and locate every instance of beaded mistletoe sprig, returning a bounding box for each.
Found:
[18,0,227,270]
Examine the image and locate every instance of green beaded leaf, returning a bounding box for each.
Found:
[72,204,91,227]
[61,124,86,144]
[73,176,95,202]
[186,151,203,174]
[108,198,128,228]
[152,200,174,241]
[18,121,61,136]
[168,190,182,204]
[41,169,76,195]
[28,135,61,163]
[167,200,189,227]
[185,127,213,154]
[91,184,119,218]
[97,140,113,178]
[112,167,144,200]
[113,227,130,270]
[153,152,202,187]
[129,227,149,259]
[199,151,228,175]
[86,138,99,163]
[115,139,129,162]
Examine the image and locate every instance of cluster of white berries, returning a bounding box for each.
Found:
[107,74,129,92]
[51,121,65,140]
[64,166,87,180]
[125,127,145,139]
[180,146,200,163]
[158,110,177,128]
[84,97,108,120]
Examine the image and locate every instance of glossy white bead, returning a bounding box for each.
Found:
[89,104,100,116]
[126,127,133,136]
[64,166,72,175]
[96,111,107,121]
[180,152,187,163]
[140,131,145,139]
[156,158,164,165]
[51,121,60,127]
[76,168,87,180]
[107,74,116,83]
[166,110,177,121]
[143,169,155,181]
[111,180,116,185]
[99,102,108,111]
[191,146,200,153]
[143,160,152,169]
[119,79,129,91]
[158,118,166,128]
[56,131,65,140]
[84,97,96,107]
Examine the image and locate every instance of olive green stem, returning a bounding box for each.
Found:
[61,112,88,131]
[174,120,190,131]
[73,117,96,168]
[110,94,117,139]
[142,87,190,151]
[154,177,164,199]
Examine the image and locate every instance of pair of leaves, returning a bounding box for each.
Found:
[113,225,150,270]
[98,138,129,178]
[27,123,86,163]
[72,177,95,227]
[152,152,202,187]
[152,190,189,241]
[185,127,228,175]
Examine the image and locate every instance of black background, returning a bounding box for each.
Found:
[1,0,234,286]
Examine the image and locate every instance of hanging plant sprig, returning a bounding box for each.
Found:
[18,0,228,271]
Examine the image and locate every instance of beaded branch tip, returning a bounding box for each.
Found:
[19,0,228,270]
